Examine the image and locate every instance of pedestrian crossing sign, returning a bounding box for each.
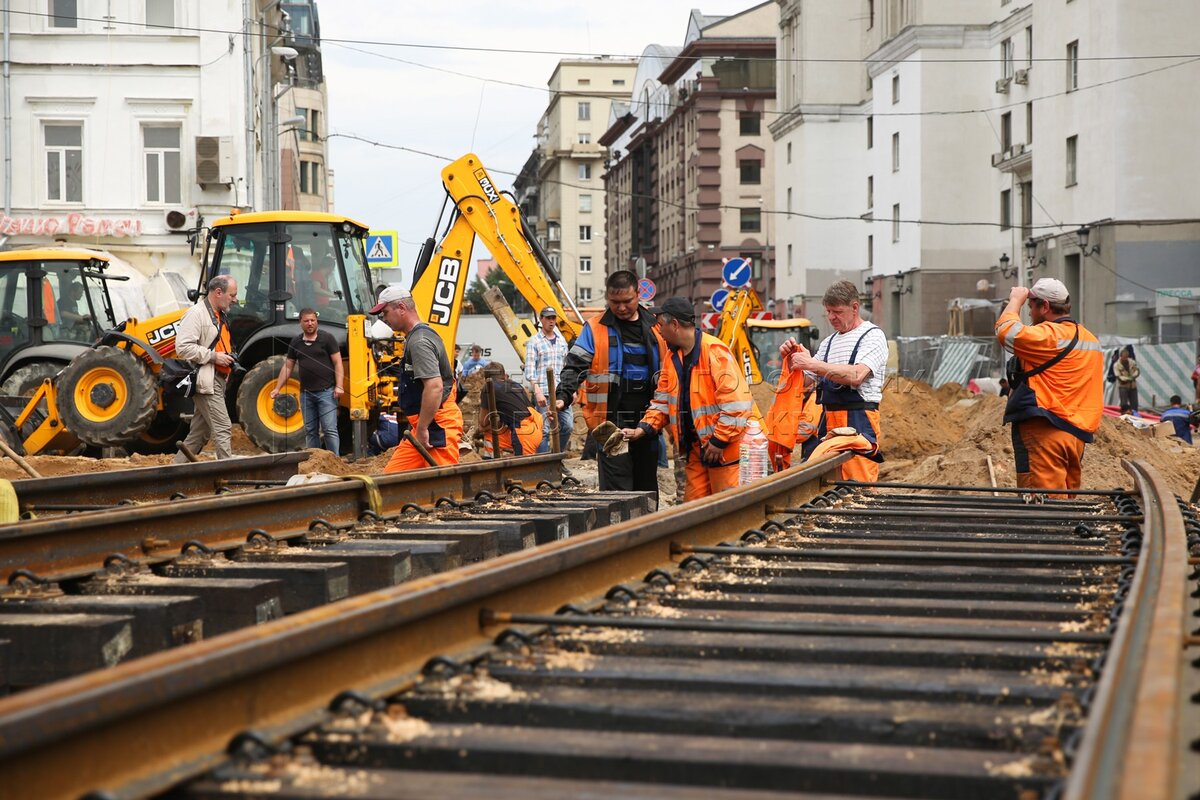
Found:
[365,231,399,268]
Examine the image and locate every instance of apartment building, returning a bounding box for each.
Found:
[276,0,333,213]
[773,0,1200,339]
[523,58,636,306]
[0,0,332,280]
[602,4,778,317]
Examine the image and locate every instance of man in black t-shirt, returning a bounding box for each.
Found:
[271,308,344,453]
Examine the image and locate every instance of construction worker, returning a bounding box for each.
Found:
[783,280,887,482]
[478,362,544,458]
[372,285,464,472]
[622,296,759,501]
[996,278,1103,497]
[557,270,666,501]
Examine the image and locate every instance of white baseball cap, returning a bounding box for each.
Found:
[369,284,412,314]
[1029,278,1069,304]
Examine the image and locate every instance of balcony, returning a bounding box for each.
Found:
[990,142,1031,174]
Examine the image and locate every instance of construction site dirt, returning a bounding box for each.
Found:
[2,376,1195,500]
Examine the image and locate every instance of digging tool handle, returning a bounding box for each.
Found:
[176,442,200,463]
[484,379,502,459]
[401,429,437,467]
[0,439,42,479]
[546,367,560,453]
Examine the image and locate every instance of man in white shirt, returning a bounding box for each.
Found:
[524,306,571,452]
[783,280,887,482]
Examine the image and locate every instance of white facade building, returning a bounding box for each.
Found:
[773,0,1200,339]
[0,0,330,282]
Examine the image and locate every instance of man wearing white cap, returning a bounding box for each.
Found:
[371,285,463,472]
[995,278,1103,497]
[525,305,571,453]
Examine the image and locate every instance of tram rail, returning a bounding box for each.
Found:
[0,455,1193,799]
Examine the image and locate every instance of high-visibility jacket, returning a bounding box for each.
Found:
[562,310,667,431]
[764,361,822,469]
[996,311,1104,441]
[638,330,761,454]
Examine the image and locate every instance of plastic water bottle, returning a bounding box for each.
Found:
[739,419,770,485]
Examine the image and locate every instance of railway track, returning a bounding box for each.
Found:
[0,456,1195,799]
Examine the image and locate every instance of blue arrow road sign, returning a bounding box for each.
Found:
[722,257,751,288]
[710,288,730,312]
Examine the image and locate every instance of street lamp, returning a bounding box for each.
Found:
[259,44,299,209]
[1076,225,1100,256]
[998,253,1019,280]
[1024,237,1046,268]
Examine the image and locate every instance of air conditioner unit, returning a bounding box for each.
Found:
[1013,68,1029,85]
[163,208,197,231]
[991,152,1005,167]
[195,136,234,186]
[995,77,1011,94]
[1010,142,1026,157]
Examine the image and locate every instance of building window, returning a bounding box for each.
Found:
[867,116,873,149]
[143,125,181,204]
[891,132,900,172]
[1020,180,1033,239]
[579,225,592,242]
[579,256,592,273]
[1026,101,1033,143]
[1025,26,1033,68]
[740,208,761,233]
[578,101,591,121]
[308,109,320,141]
[787,243,793,275]
[891,74,899,104]
[578,163,591,180]
[867,175,873,209]
[578,78,591,86]
[547,222,560,243]
[44,123,83,202]
[1001,112,1012,151]
[1065,135,1077,186]
[146,0,174,28]
[892,204,900,242]
[786,142,792,164]
[1000,189,1011,230]
[613,79,626,86]
[739,159,761,184]
[868,234,874,267]
[1066,41,1079,90]
[1001,38,1014,79]
[578,194,592,213]
[578,132,591,144]
[868,0,875,28]
[299,161,320,195]
[578,287,592,302]
[50,0,77,27]
[739,112,761,135]
[549,253,560,271]
[786,187,792,213]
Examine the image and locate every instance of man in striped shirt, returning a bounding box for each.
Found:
[525,306,571,453]
[784,280,888,482]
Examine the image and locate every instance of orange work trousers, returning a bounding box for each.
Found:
[483,407,544,458]
[816,408,882,483]
[683,441,741,502]
[385,398,464,473]
[1011,417,1085,499]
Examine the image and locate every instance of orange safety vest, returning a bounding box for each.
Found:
[641,331,761,451]
[576,313,668,431]
[996,311,1104,441]
[764,361,822,469]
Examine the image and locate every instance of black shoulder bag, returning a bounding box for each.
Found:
[160,317,224,399]
[1005,322,1080,389]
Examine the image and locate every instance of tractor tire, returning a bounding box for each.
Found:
[236,355,306,453]
[127,412,191,455]
[1,362,64,398]
[55,346,157,448]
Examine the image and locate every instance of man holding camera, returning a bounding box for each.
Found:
[996,278,1103,496]
[173,275,239,462]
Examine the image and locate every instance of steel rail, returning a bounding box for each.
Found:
[1063,460,1190,800]
[10,452,309,514]
[0,454,842,799]
[0,453,564,583]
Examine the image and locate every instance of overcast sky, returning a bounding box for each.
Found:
[319,1,757,282]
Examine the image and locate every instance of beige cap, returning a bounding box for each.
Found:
[1029,277,1069,304]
